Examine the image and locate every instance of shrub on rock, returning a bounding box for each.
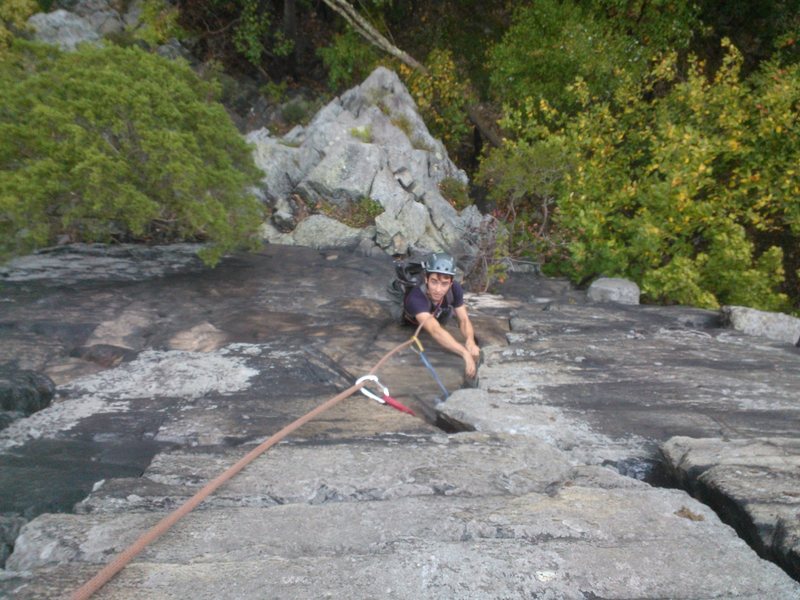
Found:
[0,41,264,265]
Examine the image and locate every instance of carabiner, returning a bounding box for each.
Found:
[355,374,416,416]
[355,374,389,404]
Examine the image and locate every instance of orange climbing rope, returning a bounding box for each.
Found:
[70,321,426,600]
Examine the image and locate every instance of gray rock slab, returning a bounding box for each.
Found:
[288,214,366,249]
[0,243,205,284]
[74,432,572,513]
[297,142,384,205]
[0,246,475,520]
[71,0,124,35]
[662,436,800,579]
[4,247,800,597]
[245,130,303,201]
[438,299,800,584]
[7,486,799,598]
[458,303,800,449]
[439,388,648,468]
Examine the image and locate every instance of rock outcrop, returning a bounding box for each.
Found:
[0,243,205,284]
[6,435,798,599]
[24,4,491,262]
[249,67,490,257]
[27,9,102,50]
[436,296,800,589]
[27,1,142,50]
[0,367,55,429]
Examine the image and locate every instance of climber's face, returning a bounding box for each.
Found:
[426,273,453,304]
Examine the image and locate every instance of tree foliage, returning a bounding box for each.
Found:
[177,0,285,71]
[3,0,799,313]
[0,42,264,265]
[693,0,800,72]
[317,29,381,90]
[591,0,699,50]
[134,0,185,47]
[475,138,571,264]
[488,2,645,112]
[0,0,36,54]
[400,48,473,151]
[488,41,799,312]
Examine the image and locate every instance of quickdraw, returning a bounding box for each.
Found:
[355,374,415,416]
[410,336,450,401]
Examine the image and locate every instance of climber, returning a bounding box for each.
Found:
[399,252,480,379]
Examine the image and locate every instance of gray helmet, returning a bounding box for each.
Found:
[423,252,456,276]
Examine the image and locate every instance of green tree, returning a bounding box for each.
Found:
[0,42,264,265]
[400,48,474,151]
[693,0,800,72]
[490,41,798,312]
[317,29,381,90]
[0,0,36,54]
[475,138,571,263]
[487,1,648,112]
[591,0,699,50]
[177,0,283,71]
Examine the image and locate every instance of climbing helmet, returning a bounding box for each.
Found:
[423,252,456,277]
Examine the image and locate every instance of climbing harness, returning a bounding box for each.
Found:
[70,316,437,600]
[356,374,415,416]
[410,336,450,401]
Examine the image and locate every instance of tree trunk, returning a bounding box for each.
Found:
[320,0,428,74]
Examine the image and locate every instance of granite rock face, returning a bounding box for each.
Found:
[248,67,491,257]
[1,248,799,598]
[6,435,800,599]
[662,436,800,580]
[0,243,206,284]
[437,297,800,589]
[27,1,143,50]
[27,9,101,50]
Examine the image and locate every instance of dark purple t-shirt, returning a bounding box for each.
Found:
[403,281,464,325]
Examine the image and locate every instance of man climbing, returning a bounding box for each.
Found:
[401,253,481,379]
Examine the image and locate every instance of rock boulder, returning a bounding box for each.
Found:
[721,305,800,346]
[587,276,641,305]
[248,67,491,257]
[27,9,101,50]
[0,367,55,430]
